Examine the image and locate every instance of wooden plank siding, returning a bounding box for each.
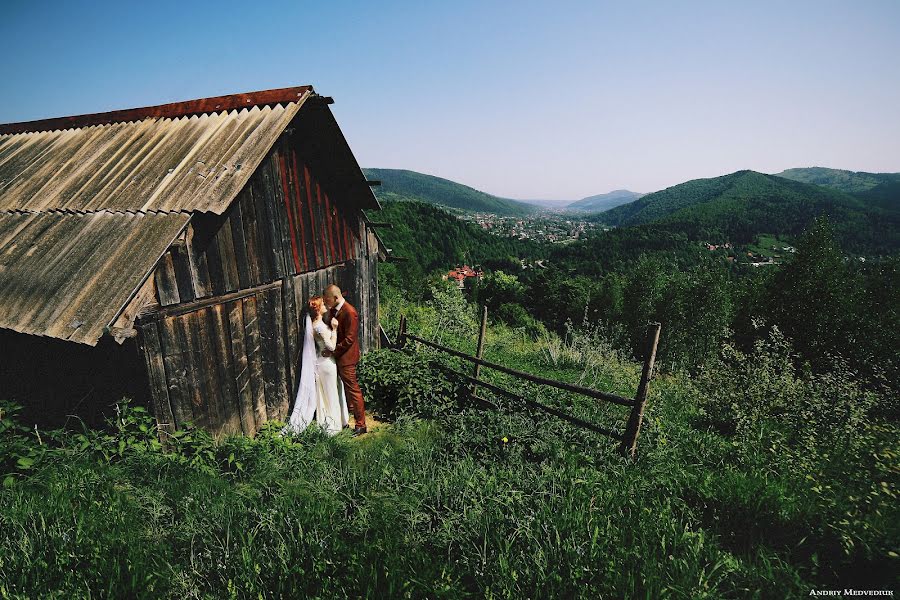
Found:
[139,131,380,437]
[139,260,381,437]
[152,146,360,303]
[136,320,176,441]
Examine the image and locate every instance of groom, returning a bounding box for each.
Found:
[322,284,367,435]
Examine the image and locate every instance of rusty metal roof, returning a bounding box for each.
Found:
[0,100,307,214]
[0,211,189,345]
[0,85,380,345]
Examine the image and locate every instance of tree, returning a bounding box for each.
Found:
[476,271,525,312]
[767,216,855,371]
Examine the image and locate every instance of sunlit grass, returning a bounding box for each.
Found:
[1,292,896,598]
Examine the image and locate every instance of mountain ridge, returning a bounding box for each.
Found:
[363,168,537,216]
[568,189,645,212]
[775,167,900,213]
[591,169,899,252]
[364,168,644,214]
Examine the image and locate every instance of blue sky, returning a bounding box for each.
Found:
[1,0,898,199]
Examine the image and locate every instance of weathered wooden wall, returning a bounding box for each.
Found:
[138,128,380,437]
[153,142,361,307]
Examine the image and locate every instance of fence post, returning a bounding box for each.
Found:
[397,315,408,349]
[470,305,488,397]
[620,322,661,459]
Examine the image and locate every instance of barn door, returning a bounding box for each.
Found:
[138,285,291,437]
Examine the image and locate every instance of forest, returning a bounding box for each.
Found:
[374,200,899,397]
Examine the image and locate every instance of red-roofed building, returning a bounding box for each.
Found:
[444,265,483,289]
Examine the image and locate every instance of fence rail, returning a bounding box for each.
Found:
[395,310,661,458]
[427,358,624,440]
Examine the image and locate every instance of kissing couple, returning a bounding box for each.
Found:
[284,284,368,437]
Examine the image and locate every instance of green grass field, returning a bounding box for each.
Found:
[1,288,897,598]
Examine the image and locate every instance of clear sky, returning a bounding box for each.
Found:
[1,0,898,199]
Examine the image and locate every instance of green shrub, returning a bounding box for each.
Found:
[358,348,465,420]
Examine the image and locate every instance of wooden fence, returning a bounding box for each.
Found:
[394,309,661,458]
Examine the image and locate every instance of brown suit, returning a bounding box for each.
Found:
[329,300,366,428]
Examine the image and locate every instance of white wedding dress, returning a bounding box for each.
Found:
[284,315,349,436]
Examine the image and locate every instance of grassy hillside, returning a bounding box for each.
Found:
[364,168,537,216]
[567,189,644,212]
[592,170,899,251]
[2,286,896,598]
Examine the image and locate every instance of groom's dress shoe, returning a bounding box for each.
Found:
[352,427,368,437]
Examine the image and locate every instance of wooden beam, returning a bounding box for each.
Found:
[155,252,181,306]
[620,322,662,458]
[140,281,283,321]
[425,358,623,440]
[471,306,488,397]
[110,276,157,334]
[137,321,176,443]
[109,327,138,344]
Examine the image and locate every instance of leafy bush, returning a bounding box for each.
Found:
[698,327,878,461]
[358,349,465,420]
[695,328,898,570]
[492,302,548,340]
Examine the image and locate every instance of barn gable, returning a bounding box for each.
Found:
[0,86,382,435]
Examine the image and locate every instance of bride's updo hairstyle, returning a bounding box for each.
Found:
[307,296,324,318]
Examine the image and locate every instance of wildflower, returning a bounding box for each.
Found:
[502,436,509,443]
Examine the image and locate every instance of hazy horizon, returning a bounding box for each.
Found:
[2,1,898,199]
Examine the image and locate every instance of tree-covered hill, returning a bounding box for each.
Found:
[567,189,644,212]
[367,201,544,288]
[591,170,899,251]
[363,168,537,216]
[775,167,900,194]
[776,167,900,213]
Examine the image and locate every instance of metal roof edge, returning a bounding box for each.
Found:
[0,85,315,135]
[101,214,192,341]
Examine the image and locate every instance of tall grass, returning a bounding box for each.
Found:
[1,288,896,598]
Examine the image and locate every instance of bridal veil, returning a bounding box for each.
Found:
[283,314,317,434]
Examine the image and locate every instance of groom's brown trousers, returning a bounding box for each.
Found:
[331,301,367,429]
[337,363,366,429]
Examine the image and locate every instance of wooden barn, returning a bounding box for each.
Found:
[0,86,385,436]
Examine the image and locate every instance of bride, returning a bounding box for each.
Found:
[284,296,349,435]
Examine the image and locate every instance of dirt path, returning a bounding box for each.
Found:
[348,411,386,436]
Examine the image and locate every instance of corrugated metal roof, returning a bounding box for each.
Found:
[0,211,189,345]
[0,99,306,214]
[0,86,381,345]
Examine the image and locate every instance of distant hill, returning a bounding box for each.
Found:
[776,167,900,212]
[775,167,900,193]
[593,170,899,252]
[567,190,644,212]
[516,198,572,209]
[363,168,537,216]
